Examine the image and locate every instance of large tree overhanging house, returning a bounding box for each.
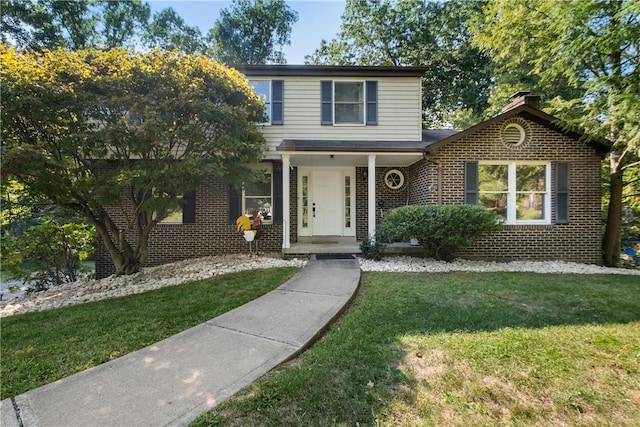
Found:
[94,65,611,278]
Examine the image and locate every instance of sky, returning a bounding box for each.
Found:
[147,0,346,64]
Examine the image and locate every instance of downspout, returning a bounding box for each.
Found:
[423,152,442,204]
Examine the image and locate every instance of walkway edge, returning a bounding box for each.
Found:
[2,256,361,427]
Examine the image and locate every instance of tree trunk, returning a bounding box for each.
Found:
[602,151,624,267]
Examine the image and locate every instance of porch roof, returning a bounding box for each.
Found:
[276,130,460,167]
[277,129,460,153]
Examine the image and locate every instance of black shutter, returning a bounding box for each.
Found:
[182,191,196,223]
[271,80,284,125]
[464,161,479,205]
[556,162,570,224]
[366,80,378,125]
[229,186,241,223]
[320,80,333,125]
[273,168,283,223]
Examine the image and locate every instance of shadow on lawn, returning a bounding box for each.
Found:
[361,271,640,335]
[195,271,640,427]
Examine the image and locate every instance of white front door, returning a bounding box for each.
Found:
[298,167,355,237]
[311,170,342,235]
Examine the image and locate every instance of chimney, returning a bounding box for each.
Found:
[500,91,541,114]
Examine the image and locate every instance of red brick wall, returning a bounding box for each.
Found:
[406,118,604,264]
[95,164,285,278]
[355,166,411,240]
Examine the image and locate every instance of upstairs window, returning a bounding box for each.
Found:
[335,82,364,124]
[321,80,377,125]
[248,80,284,125]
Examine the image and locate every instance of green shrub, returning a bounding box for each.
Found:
[377,204,503,261]
[3,217,95,292]
[359,236,385,260]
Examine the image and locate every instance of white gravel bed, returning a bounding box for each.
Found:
[1,254,306,317]
[358,256,640,275]
[1,254,637,317]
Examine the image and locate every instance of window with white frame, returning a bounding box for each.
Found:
[321,80,377,126]
[243,164,273,223]
[249,80,271,124]
[334,81,364,124]
[478,162,550,224]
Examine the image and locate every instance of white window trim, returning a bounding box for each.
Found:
[249,80,272,126]
[479,161,551,225]
[333,80,366,126]
[242,163,274,224]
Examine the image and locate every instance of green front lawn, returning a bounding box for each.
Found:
[0,267,299,399]
[194,272,640,426]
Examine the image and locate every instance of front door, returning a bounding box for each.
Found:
[311,170,342,235]
[298,167,355,237]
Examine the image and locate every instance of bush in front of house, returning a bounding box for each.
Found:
[377,205,503,262]
[360,236,385,260]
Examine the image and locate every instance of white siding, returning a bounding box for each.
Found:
[254,75,423,150]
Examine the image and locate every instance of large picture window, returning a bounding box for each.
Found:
[478,162,550,224]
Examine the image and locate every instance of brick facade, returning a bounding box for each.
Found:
[95,164,285,278]
[406,118,604,264]
[95,107,606,276]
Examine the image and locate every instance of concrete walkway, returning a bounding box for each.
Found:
[1,256,361,427]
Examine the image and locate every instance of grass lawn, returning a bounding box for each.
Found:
[193,272,640,427]
[0,267,299,400]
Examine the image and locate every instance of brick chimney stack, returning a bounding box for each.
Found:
[500,91,541,114]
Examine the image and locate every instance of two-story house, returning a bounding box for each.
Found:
[94,65,610,278]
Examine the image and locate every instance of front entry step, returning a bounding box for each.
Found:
[297,236,357,244]
[315,254,356,260]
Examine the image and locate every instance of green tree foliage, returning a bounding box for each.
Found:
[99,0,150,48]
[207,0,299,64]
[2,217,95,292]
[1,46,266,276]
[472,0,640,266]
[377,205,503,261]
[0,0,150,50]
[305,0,493,127]
[143,7,205,54]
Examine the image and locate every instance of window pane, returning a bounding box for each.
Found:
[249,80,271,122]
[335,104,363,124]
[345,175,351,228]
[516,165,546,192]
[335,82,363,102]
[479,193,507,218]
[160,207,183,224]
[479,164,508,191]
[245,173,271,196]
[516,165,546,220]
[250,81,270,100]
[517,193,545,220]
[302,175,309,228]
[245,197,272,220]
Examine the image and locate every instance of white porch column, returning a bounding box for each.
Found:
[368,155,376,239]
[282,154,291,249]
